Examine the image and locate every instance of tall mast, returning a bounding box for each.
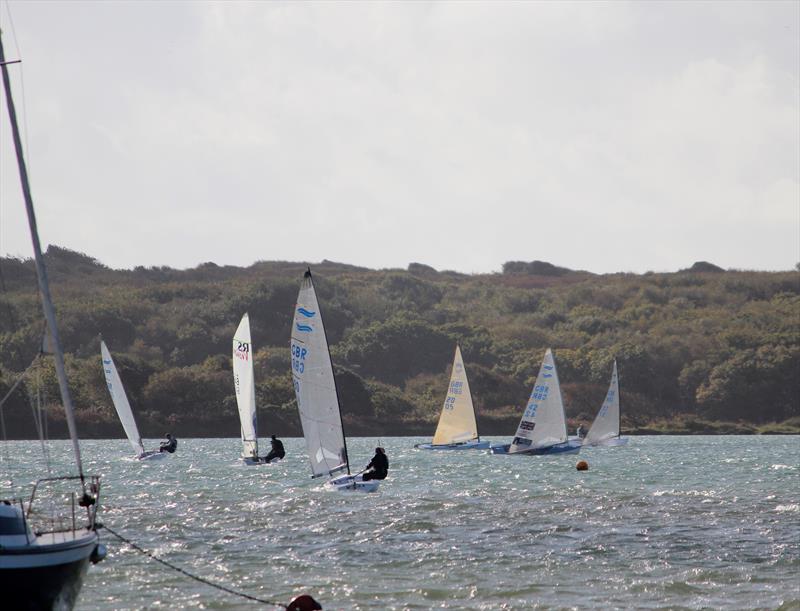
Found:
[615,359,621,438]
[0,32,85,483]
[306,268,351,475]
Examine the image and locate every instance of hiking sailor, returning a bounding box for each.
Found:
[262,435,285,463]
[362,447,388,481]
[159,433,177,453]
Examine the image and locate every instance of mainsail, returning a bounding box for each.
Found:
[583,360,620,445]
[509,348,568,453]
[101,341,145,456]
[432,345,479,445]
[291,270,349,478]
[233,313,258,459]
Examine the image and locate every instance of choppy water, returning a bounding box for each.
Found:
[3,436,799,609]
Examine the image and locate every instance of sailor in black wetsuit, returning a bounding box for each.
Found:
[262,435,285,463]
[159,433,177,453]
[362,447,388,481]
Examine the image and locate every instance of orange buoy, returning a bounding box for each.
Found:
[576,460,589,471]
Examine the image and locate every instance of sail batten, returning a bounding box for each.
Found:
[101,341,145,456]
[233,313,258,459]
[509,348,568,453]
[291,272,349,478]
[584,360,620,445]
[432,345,480,445]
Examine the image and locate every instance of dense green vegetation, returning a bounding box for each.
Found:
[1,246,798,439]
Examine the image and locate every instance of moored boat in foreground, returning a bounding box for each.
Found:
[1,29,105,608]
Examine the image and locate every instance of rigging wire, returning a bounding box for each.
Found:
[0,352,40,493]
[99,524,289,609]
[29,350,52,476]
[1,0,33,180]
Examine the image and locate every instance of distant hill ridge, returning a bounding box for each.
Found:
[1,245,797,439]
[0,245,758,284]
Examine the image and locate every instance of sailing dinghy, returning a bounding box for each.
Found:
[491,348,581,456]
[415,345,489,450]
[291,269,379,492]
[101,341,167,461]
[233,313,276,464]
[582,360,629,447]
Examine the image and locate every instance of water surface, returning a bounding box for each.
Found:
[4,436,798,609]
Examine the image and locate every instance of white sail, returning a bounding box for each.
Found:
[233,313,258,459]
[101,341,145,456]
[291,271,348,478]
[432,345,479,445]
[583,360,620,445]
[509,348,568,453]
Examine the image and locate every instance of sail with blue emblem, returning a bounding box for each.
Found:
[291,270,349,478]
[432,345,479,445]
[101,340,145,456]
[583,360,620,446]
[233,313,258,459]
[509,348,568,453]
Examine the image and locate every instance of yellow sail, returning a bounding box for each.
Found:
[432,345,479,445]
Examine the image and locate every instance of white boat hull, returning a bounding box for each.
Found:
[328,474,380,493]
[137,451,168,461]
[242,456,282,465]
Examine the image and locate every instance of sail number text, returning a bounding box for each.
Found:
[291,343,308,374]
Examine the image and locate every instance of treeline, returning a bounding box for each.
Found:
[0,246,798,439]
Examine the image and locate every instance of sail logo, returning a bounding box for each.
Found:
[297,307,316,318]
[295,323,313,332]
[103,360,111,365]
[543,364,553,370]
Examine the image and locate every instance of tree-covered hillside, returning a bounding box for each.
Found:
[1,246,798,438]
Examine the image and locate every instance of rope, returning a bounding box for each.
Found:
[99,524,288,609]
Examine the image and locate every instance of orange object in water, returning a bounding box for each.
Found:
[576,460,589,471]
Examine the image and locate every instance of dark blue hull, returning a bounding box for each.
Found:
[0,533,99,610]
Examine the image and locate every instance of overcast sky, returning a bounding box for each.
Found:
[1,1,798,274]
